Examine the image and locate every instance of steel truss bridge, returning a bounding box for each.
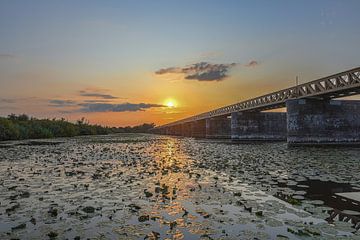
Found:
[157,67,360,128]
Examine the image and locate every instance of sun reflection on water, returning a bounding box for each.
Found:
[140,137,220,239]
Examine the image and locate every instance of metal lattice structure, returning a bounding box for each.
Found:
[158,67,360,128]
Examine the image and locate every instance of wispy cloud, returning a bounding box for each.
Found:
[155,60,259,82]
[79,90,119,99]
[0,97,39,104]
[48,97,164,113]
[49,99,78,107]
[82,99,113,103]
[245,60,259,67]
[0,98,17,103]
[155,62,237,81]
[46,86,164,114]
[78,103,165,112]
[0,54,16,59]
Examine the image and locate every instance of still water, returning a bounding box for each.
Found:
[0,134,360,239]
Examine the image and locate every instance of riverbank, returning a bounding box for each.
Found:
[0,114,155,141]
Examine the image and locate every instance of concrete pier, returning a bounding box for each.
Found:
[168,125,181,136]
[181,122,193,137]
[205,116,231,139]
[191,119,206,138]
[175,125,183,136]
[286,99,360,145]
[165,128,170,135]
[231,111,287,141]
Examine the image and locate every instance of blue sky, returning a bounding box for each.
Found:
[1,0,360,126]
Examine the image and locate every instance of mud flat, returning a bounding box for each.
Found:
[0,134,360,239]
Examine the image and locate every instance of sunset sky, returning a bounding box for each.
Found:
[1,0,360,126]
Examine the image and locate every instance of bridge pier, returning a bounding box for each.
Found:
[231,111,287,141]
[205,116,231,138]
[181,122,193,137]
[159,128,166,135]
[168,126,174,135]
[287,99,360,145]
[168,126,175,135]
[191,119,206,138]
[171,125,182,136]
[164,128,170,135]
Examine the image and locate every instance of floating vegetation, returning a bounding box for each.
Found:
[0,134,359,239]
[82,206,95,214]
[286,197,302,206]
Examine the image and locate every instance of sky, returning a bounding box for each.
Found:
[1,0,360,127]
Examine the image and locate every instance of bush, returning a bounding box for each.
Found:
[0,118,20,140]
[0,114,156,141]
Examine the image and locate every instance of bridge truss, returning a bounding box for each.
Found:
[158,67,360,128]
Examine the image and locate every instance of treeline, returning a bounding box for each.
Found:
[111,123,156,133]
[0,114,155,141]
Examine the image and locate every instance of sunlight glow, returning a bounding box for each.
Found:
[164,98,177,108]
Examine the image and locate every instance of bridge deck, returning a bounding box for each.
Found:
[158,67,360,128]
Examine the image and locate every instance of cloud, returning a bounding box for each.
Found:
[78,103,165,112]
[49,99,78,107]
[83,99,112,103]
[155,67,182,75]
[79,91,119,99]
[0,97,39,104]
[155,62,237,81]
[0,98,16,103]
[245,60,258,67]
[0,54,15,59]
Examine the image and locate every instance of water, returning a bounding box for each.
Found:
[0,134,360,239]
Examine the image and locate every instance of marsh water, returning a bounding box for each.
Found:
[0,134,360,240]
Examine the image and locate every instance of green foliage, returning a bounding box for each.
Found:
[0,114,107,140]
[0,114,156,141]
[286,196,302,206]
[0,118,20,140]
[112,123,156,133]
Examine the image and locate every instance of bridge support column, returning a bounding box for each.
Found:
[168,125,181,136]
[287,99,360,145]
[167,126,174,135]
[231,112,287,140]
[191,120,206,138]
[181,122,193,137]
[164,127,171,135]
[174,125,182,136]
[205,116,231,138]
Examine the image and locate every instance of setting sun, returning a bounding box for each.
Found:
[164,99,177,108]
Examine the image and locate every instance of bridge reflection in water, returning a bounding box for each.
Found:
[152,67,360,145]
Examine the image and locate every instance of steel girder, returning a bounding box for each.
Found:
[156,67,360,129]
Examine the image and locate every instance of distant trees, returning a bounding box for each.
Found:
[0,114,156,141]
[112,123,156,133]
[0,118,20,140]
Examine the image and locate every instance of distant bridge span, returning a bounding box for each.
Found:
[158,67,360,128]
[152,67,360,145]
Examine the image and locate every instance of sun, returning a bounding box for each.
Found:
[164,98,177,108]
[166,101,175,107]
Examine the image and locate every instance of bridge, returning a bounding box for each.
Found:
[151,67,360,145]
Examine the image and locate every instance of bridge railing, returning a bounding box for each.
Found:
[156,67,360,129]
